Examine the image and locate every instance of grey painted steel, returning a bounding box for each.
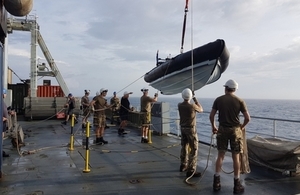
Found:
[0,119,299,194]
[23,97,80,119]
[151,102,170,135]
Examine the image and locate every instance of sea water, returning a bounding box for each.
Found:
[126,97,300,143]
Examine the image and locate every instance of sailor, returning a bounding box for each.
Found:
[81,90,90,128]
[90,88,110,145]
[140,88,157,143]
[118,91,132,135]
[110,91,120,125]
[178,88,203,178]
[61,93,78,125]
[209,79,250,194]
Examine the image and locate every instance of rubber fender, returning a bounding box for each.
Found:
[4,0,33,17]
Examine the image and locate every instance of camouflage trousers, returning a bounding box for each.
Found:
[180,127,198,173]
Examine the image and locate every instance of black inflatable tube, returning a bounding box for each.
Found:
[144,39,229,83]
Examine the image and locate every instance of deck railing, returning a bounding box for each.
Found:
[106,109,300,142]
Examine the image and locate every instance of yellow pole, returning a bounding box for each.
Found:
[148,113,153,144]
[148,128,152,144]
[83,122,91,173]
[69,114,74,151]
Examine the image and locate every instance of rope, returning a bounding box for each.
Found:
[190,0,194,92]
[184,133,214,185]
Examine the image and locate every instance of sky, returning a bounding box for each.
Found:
[6,0,300,100]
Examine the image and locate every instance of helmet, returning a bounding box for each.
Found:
[84,89,90,94]
[3,88,7,94]
[100,88,108,93]
[181,88,192,100]
[68,93,72,97]
[224,79,238,89]
[124,91,132,95]
[141,87,148,92]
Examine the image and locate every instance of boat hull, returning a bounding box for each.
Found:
[144,39,229,95]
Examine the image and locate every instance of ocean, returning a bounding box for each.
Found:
[124,97,300,143]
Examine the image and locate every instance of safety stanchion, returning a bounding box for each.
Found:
[69,114,75,151]
[83,121,91,173]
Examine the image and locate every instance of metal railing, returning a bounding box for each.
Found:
[106,109,300,142]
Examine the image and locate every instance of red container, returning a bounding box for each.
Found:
[37,86,64,97]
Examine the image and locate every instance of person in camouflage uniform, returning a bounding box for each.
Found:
[110,91,120,124]
[140,88,157,143]
[81,90,90,128]
[209,79,250,194]
[178,88,203,178]
[90,88,111,145]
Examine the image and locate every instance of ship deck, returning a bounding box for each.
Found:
[1,119,300,195]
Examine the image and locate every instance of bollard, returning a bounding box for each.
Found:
[83,122,91,173]
[69,114,75,151]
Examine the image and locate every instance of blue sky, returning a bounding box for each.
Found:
[6,0,300,100]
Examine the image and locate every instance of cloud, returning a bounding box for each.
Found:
[5,0,300,100]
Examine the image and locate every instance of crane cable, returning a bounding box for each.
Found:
[183,0,200,185]
[180,0,189,54]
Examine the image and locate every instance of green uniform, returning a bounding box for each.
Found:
[212,93,248,153]
[178,101,202,173]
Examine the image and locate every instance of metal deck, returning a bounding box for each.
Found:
[1,119,300,195]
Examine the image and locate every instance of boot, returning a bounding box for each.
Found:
[95,138,103,145]
[186,171,201,178]
[2,151,9,157]
[179,164,187,172]
[213,175,221,192]
[121,129,127,135]
[100,137,108,144]
[141,137,145,143]
[233,178,244,194]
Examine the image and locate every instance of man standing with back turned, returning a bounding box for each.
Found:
[178,88,203,178]
[140,88,157,143]
[209,79,250,194]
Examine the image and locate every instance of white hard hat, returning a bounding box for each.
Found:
[141,87,149,92]
[124,91,133,95]
[100,88,108,93]
[182,88,192,100]
[224,79,238,89]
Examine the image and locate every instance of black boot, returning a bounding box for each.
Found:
[2,151,9,157]
[233,178,244,194]
[121,129,127,135]
[95,137,103,145]
[179,164,187,172]
[213,175,221,192]
[100,137,108,144]
[118,129,122,135]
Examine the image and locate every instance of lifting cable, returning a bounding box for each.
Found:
[180,0,189,54]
